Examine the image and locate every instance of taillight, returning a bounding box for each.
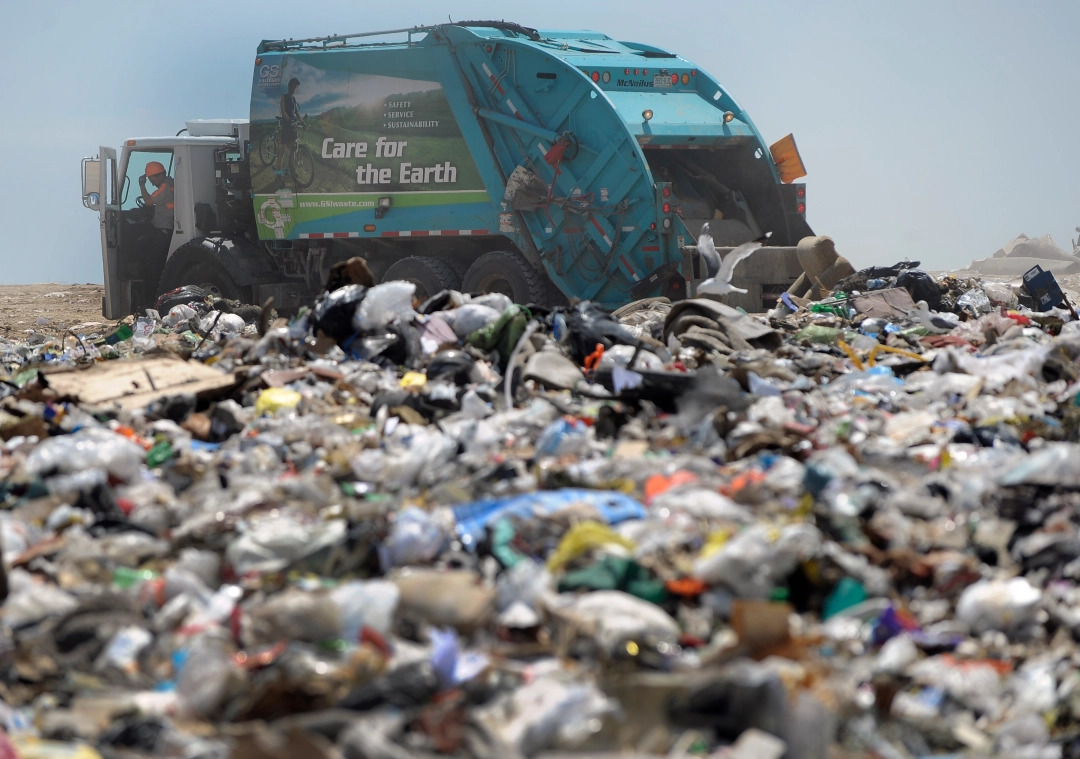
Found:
[591,71,600,82]
[662,187,671,198]
[797,202,806,214]
[680,73,690,85]
[662,202,671,214]
[671,73,678,85]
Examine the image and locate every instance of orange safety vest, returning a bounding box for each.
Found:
[150,179,175,230]
[151,180,175,210]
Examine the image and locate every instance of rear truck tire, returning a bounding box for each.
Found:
[157,248,242,305]
[291,144,315,188]
[384,256,460,304]
[444,256,471,282]
[258,133,277,167]
[462,250,547,305]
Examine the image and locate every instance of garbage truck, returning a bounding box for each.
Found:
[82,20,813,318]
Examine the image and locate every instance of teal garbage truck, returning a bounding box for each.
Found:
[82,21,812,318]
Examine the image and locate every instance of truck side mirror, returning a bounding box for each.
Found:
[82,157,101,210]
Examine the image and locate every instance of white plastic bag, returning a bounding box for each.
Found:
[353,280,416,332]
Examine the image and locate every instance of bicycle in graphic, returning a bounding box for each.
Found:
[257,117,315,189]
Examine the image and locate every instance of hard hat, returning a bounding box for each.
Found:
[145,161,166,177]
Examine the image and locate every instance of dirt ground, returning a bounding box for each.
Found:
[0,284,108,341]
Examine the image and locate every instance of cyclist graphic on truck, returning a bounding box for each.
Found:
[276,77,304,170]
[257,76,316,188]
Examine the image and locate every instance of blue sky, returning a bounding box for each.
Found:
[4,0,1078,284]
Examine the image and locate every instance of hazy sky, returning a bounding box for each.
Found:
[4,0,1079,285]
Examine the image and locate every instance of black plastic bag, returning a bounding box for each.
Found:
[895,269,942,310]
[312,284,367,342]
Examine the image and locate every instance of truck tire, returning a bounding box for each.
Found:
[462,251,546,305]
[384,256,460,303]
[158,249,241,303]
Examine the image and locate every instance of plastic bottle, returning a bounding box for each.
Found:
[536,417,590,457]
[176,630,245,719]
[102,324,134,345]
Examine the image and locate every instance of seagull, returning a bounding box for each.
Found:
[697,232,772,296]
[697,222,722,278]
[908,300,959,334]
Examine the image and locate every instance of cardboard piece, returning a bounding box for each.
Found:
[850,287,916,321]
[731,599,793,656]
[42,356,237,411]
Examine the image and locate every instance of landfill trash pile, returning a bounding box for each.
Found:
[3,263,1080,759]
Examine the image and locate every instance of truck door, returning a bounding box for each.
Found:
[115,149,175,316]
[94,147,124,318]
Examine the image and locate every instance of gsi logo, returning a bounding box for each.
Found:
[258,63,283,88]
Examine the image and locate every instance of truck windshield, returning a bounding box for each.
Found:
[121,150,174,210]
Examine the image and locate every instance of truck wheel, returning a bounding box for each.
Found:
[384,256,459,303]
[462,251,546,305]
[158,254,240,304]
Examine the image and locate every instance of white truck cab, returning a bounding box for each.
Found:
[82,120,249,318]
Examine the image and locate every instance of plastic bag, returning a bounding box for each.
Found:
[354,280,416,332]
[198,311,245,338]
[441,303,502,339]
[956,577,1042,635]
[546,521,635,572]
[162,304,198,329]
[895,269,942,310]
[23,427,146,482]
[982,281,1018,308]
[225,516,348,576]
[380,506,449,568]
[330,580,400,641]
[156,285,209,313]
[694,523,822,598]
[176,631,246,719]
[957,287,993,316]
[484,674,616,756]
[312,284,367,341]
[254,387,302,416]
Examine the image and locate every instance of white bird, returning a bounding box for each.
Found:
[908,300,959,334]
[697,233,771,296]
[696,222,722,278]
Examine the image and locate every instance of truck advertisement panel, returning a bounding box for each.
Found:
[250,53,487,240]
